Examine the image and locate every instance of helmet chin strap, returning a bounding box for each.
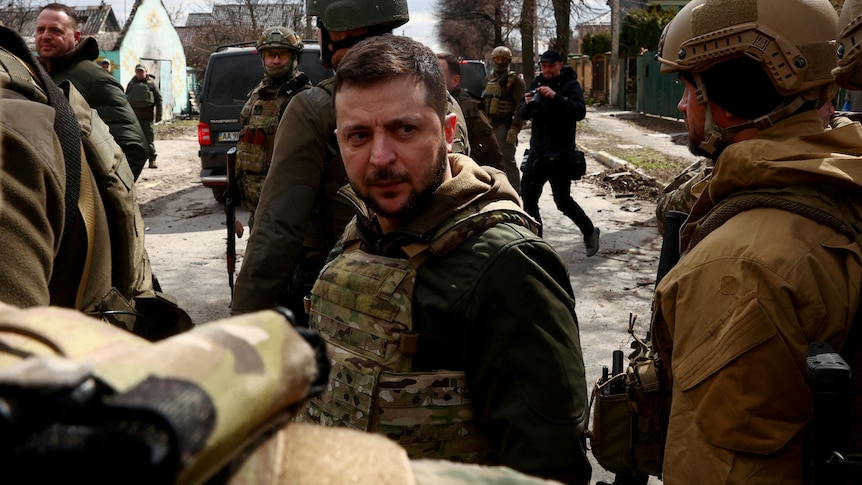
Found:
[693,72,808,156]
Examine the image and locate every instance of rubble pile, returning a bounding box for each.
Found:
[590,168,661,201]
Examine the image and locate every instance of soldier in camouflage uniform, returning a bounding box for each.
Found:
[235,26,311,229]
[305,34,592,485]
[482,45,525,188]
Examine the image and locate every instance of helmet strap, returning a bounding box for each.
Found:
[694,72,807,155]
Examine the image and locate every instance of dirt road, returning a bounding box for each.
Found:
[140,118,665,483]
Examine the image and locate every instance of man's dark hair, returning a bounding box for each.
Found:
[40,3,79,27]
[334,34,447,121]
[436,52,460,77]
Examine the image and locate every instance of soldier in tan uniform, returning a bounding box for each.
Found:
[482,45,525,188]
[651,0,862,482]
[235,26,311,229]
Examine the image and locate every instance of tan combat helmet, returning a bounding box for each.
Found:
[656,0,838,154]
[490,45,512,71]
[835,0,862,89]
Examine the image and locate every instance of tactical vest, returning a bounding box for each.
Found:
[236,75,309,174]
[126,79,154,108]
[236,94,288,173]
[483,70,518,119]
[303,200,537,462]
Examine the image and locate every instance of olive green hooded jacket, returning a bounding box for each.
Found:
[331,154,592,485]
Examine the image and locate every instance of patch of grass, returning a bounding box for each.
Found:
[155,118,198,138]
[605,147,688,183]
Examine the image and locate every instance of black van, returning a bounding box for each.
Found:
[459,59,488,99]
[198,41,332,202]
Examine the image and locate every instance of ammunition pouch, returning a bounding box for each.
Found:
[587,314,669,478]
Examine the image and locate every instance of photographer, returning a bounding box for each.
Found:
[518,49,599,256]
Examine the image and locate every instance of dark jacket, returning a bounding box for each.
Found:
[454,87,504,170]
[125,75,163,121]
[232,77,355,315]
[44,37,149,178]
[518,65,586,155]
[332,154,593,485]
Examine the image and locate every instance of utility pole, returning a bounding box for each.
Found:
[609,0,621,108]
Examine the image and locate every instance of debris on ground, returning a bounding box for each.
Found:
[589,167,661,201]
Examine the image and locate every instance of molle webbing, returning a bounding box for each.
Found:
[305,203,532,461]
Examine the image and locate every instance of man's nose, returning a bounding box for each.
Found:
[369,135,396,167]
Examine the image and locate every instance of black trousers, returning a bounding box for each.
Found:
[520,150,594,237]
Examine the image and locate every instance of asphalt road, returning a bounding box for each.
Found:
[141,108,671,483]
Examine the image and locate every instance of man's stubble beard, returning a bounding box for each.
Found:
[355,141,448,221]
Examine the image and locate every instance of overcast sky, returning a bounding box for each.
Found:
[65,0,608,54]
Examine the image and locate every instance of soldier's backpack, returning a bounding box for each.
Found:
[126,78,154,108]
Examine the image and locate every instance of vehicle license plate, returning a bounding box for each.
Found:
[218,131,240,142]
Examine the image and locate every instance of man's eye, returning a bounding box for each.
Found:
[347,132,369,143]
[398,125,416,135]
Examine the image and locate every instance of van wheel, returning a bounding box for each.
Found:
[212,187,226,203]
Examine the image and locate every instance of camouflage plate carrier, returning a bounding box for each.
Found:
[303,199,537,462]
[236,75,309,214]
[483,70,520,126]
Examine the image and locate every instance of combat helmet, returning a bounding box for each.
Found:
[490,45,512,72]
[835,0,862,89]
[256,26,303,80]
[656,0,838,154]
[307,0,409,68]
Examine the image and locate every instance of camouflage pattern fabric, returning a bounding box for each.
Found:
[0,303,321,483]
[655,157,714,235]
[305,249,491,461]
[238,172,266,215]
[304,201,536,462]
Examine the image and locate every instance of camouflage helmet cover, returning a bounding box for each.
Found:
[834,0,862,89]
[307,0,409,32]
[257,26,303,54]
[490,46,512,60]
[656,0,838,97]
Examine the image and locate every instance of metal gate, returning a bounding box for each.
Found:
[637,50,684,119]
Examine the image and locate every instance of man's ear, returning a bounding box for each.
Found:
[74,31,81,44]
[443,112,457,152]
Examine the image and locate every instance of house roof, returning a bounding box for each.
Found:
[185,3,302,29]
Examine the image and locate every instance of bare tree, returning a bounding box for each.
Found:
[520,0,535,77]
[180,0,303,72]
